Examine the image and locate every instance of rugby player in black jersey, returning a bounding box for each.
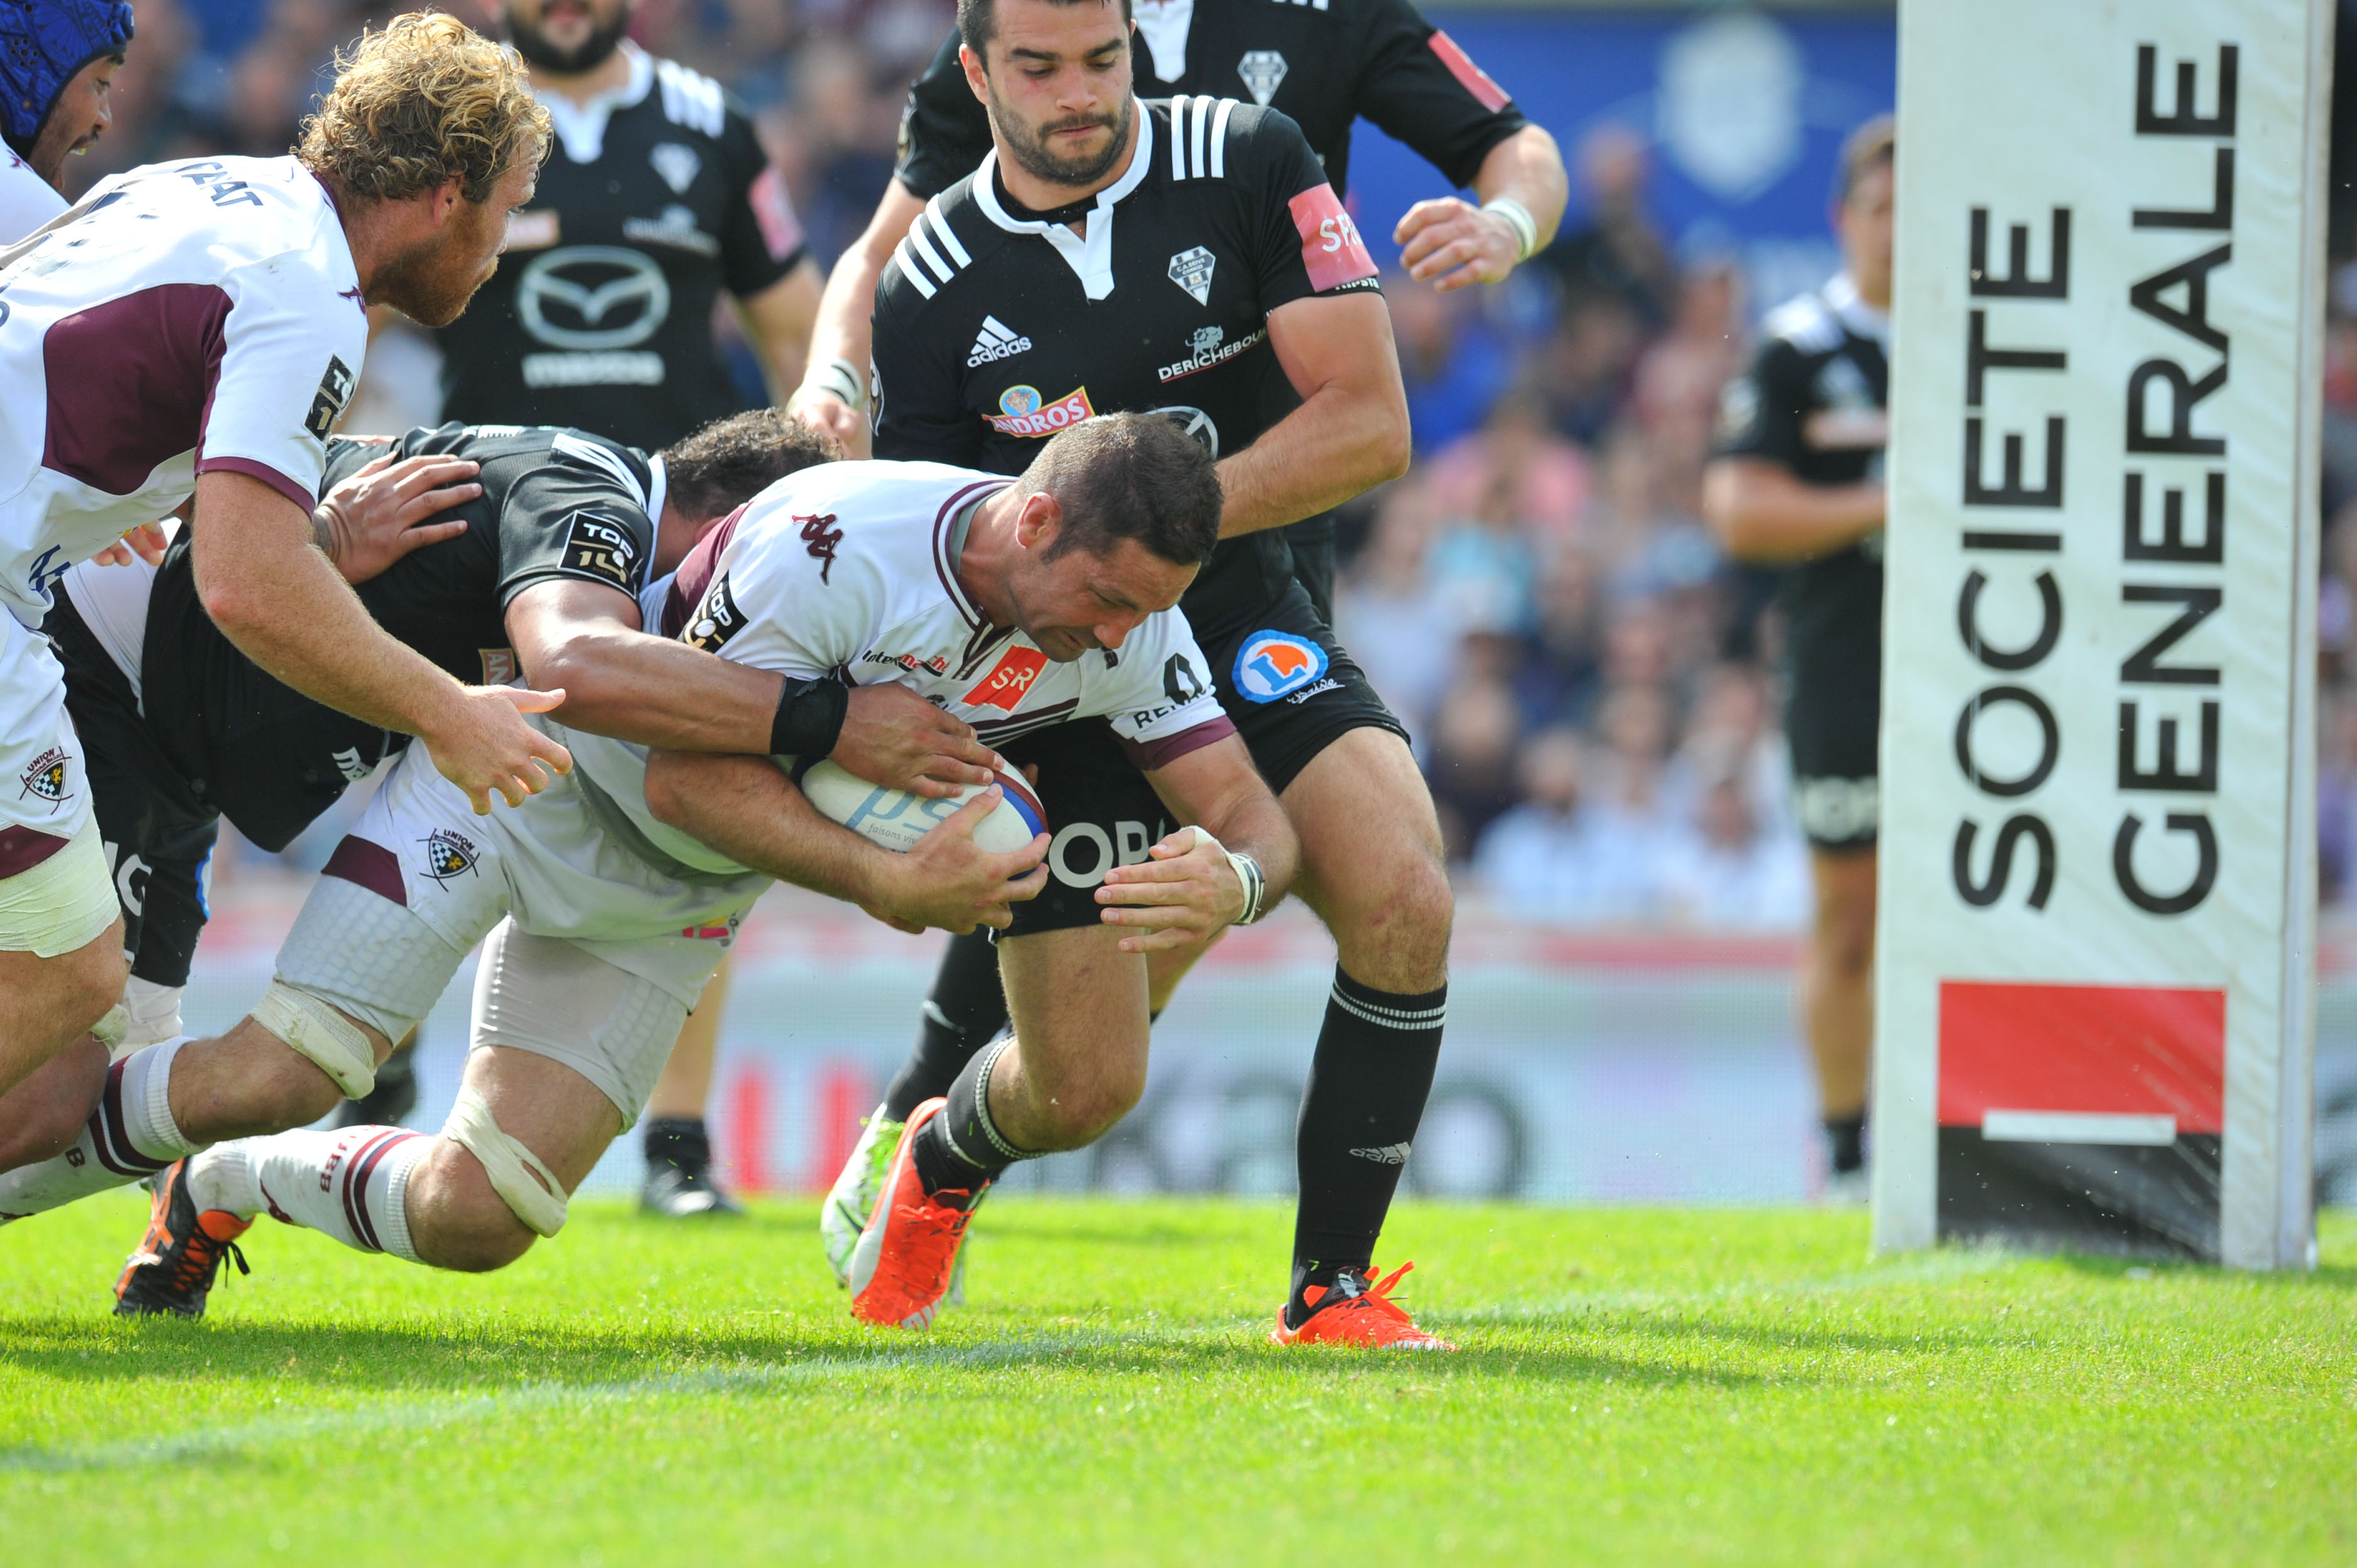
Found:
[787,0,1563,619]
[826,0,1458,1348]
[0,416,1003,1242]
[436,0,829,1217]
[1702,118,1894,1203]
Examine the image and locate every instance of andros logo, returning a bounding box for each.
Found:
[1231,631,1328,703]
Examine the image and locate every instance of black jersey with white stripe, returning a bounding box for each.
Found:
[872,97,1380,636]
[1714,273,1890,696]
[894,0,1527,201]
[437,44,807,450]
[138,424,661,851]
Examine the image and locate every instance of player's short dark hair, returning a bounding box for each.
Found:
[1836,114,1895,207]
[957,0,1133,61]
[659,411,842,522]
[1027,413,1222,568]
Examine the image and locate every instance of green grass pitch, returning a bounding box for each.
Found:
[4,1193,2354,1565]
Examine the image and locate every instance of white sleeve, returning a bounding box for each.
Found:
[193,257,369,512]
[1095,611,1236,768]
[682,509,879,679]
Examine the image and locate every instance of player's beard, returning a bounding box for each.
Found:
[989,87,1135,193]
[507,1,632,74]
[370,204,505,328]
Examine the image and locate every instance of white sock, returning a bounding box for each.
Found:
[192,1126,427,1262]
[0,1037,198,1223]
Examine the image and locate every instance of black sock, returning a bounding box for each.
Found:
[1824,1112,1866,1174]
[643,1115,710,1171]
[909,1037,1033,1208]
[883,930,1009,1122]
[1287,968,1446,1324]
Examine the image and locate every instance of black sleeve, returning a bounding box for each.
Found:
[1714,338,1813,471]
[894,31,996,201]
[1350,0,1529,190]
[494,467,657,607]
[717,106,807,297]
[870,278,984,465]
[1241,107,1384,312]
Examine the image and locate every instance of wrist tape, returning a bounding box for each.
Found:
[1189,826,1268,926]
[1482,196,1539,263]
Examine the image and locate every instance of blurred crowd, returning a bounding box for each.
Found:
[84,0,1819,927]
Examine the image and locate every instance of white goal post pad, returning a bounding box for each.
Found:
[1873,0,2333,1267]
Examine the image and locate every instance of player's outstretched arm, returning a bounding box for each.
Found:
[643,750,1048,933]
[1700,456,1887,563]
[1096,734,1301,954]
[1394,124,1568,292]
[189,469,571,814]
[1214,292,1412,539]
[735,256,824,407]
[784,181,927,458]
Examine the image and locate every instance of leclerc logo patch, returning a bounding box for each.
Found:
[1287,186,1377,294]
[1231,631,1329,703]
[987,385,1094,438]
[963,645,1048,711]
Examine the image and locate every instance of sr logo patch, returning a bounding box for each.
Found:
[304,356,357,443]
[562,511,643,590]
[1231,631,1329,704]
[681,575,746,653]
[962,646,1048,712]
[419,827,480,886]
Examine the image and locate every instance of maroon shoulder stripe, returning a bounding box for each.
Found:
[662,504,748,638]
[321,836,405,907]
[1120,716,1238,771]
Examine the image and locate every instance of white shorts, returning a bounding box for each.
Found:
[472,919,689,1125]
[0,609,97,890]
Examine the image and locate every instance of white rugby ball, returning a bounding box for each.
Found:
[799,759,1048,855]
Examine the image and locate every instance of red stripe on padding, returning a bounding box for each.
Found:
[1936,980,2224,1133]
[0,823,72,879]
[321,836,406,908]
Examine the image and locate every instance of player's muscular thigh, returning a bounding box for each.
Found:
[1280,729,1452,991]
[994,924,1153,1150]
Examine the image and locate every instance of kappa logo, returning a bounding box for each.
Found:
[649,141,702,194]
[987,385,1094,438]
[1167,245,1216,306]
[682,575,746,653]
[966,314,1033,368]
[962,646,1048,712]
[304,355,357,443]
[1231,631,1329,704]
[1237,50,1289,104]
[799,512,844,583]
[16,746,70,811]
[419,827,480,886]
[562,512,643,591]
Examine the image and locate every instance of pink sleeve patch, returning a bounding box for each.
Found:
[1428,31,1511,114]
[750,165,804,262]
[1288,184,1378,294]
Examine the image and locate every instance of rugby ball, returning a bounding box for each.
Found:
[799,760,1048,855]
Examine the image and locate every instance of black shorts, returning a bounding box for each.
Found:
[48,597,219,988]
[1282,513,1338,627]
[1785,664,1880,852]
[998,580,1406,937]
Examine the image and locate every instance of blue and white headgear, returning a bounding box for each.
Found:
[0,0,134,153]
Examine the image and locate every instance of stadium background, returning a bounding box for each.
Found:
[80,0,2357,1208]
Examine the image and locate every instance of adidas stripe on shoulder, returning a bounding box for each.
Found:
[1167,95,1242,182]
[892,194,973,301]
[655,58,726,138]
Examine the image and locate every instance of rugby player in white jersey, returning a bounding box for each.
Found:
[0,15,569,1105]
[109,414,1294,1318]
[0,0,131,241]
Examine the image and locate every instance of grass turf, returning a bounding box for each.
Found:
[2,1193,2353,1565]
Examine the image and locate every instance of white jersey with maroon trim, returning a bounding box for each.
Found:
[0,148,64,245]
[0,155,366,629]
[560,456,1236,878]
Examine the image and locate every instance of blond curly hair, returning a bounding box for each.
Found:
[297,13,551,204]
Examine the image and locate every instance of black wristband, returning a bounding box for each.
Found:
[770,677,850,761]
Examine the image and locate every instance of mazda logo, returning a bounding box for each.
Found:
[516,246,671,350]
[1148,405,1219,458]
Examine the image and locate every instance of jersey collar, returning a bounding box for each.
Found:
[644,454,668,534]
[972,106,1156,302]
[536,41,656,165]
[1824,272,1889,348]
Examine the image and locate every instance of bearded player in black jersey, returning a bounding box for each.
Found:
[1703,118,1895,1204]
[787,0,1563,622]
[0,416,999,1242]
[821,0,1460,1349]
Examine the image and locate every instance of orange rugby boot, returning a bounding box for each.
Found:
[1270,1262,1455,1351]
[847,1098,982,1329]
[114,1159,251,1318]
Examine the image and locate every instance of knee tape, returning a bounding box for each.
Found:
[252,982,378,1099]
[442,1086,568,1237]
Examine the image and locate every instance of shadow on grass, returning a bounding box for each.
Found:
[2052,1252,2357,1291]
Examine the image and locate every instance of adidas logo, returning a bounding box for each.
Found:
[966,315,1033,367]
[1350,1143,1412,1166]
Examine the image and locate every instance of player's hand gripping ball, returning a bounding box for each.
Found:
[800,759,1047,855]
